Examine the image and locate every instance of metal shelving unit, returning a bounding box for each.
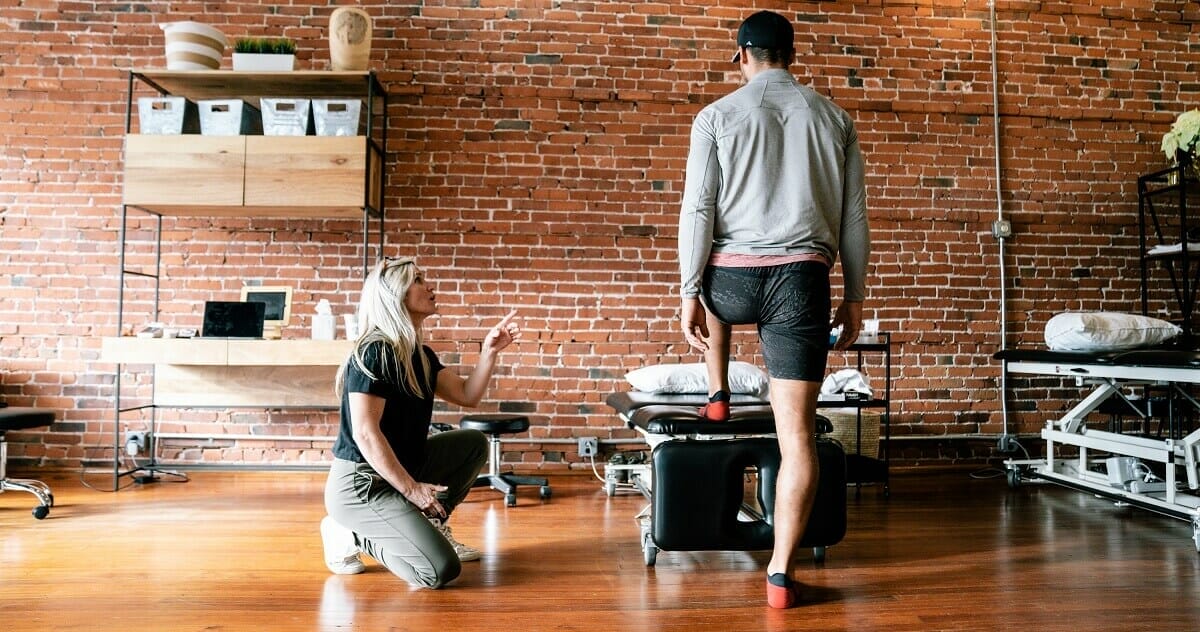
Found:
[108,70,388,490]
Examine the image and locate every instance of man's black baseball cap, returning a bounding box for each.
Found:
[732,10,795,62]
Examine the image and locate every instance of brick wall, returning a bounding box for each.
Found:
[2,1,1198,474]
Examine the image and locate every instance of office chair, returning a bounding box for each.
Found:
[0,404,56,519]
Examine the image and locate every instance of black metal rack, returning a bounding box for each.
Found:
[1138,155,1200,340]
[818,333,892,497]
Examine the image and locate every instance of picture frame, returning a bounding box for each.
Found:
[240,285,292,339]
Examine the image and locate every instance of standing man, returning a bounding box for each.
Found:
[678,10,870,609]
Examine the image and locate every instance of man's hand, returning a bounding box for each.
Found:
[680,297,710,352]
[830,301,863,350]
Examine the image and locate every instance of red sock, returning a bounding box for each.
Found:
[766,573,799,609]
[697,390,730,422]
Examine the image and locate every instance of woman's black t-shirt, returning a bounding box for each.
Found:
[332,340,444,473]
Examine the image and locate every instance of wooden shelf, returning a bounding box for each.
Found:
[101,337,353,366]
[132,69,386,102]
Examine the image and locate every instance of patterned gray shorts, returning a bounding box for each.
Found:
[701,261,831,382]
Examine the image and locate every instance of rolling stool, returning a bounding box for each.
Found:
[460,413,551,507]
[0,406,56,519]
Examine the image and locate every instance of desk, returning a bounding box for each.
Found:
[100,337,353,408]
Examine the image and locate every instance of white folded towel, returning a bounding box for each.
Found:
[820,369,873,398]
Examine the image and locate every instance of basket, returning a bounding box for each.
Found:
[260,98,312,136]
[823,409,881,458]
[137,97,196,135]
[198,99,260,136]
[312,99,362,136]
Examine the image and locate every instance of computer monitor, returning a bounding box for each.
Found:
[240,286,292,339]
[201,301,266,339]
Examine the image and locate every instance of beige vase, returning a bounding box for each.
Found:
[329,8,372,71]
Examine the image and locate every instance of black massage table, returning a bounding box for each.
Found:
[604,391,846,565]
[996,348,1200,550]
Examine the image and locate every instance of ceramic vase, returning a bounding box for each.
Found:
[329,8,372,71]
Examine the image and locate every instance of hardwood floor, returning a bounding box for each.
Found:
[2,468,1198,631]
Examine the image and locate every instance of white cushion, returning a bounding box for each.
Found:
[1043,312,1181,351]
[624,361,769,397]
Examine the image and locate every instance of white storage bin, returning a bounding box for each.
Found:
[198,99,259,136]
[260,98,312,136]
[137,97,195,135]
[312,99,362,136]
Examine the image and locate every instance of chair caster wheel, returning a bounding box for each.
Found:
[32,505,49,520]
[642,531,658,566]
[539,485,552,499]
[505,493,517,507]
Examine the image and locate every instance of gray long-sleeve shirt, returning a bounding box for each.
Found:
[678,68,869,301]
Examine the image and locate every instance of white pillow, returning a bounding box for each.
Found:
[1044,312,1181,351]
[624,361,769,397]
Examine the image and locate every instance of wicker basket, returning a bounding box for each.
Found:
[823,409,881,458]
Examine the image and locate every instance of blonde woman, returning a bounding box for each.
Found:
[321,257,521,588]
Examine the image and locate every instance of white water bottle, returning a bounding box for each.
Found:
[312,299,335,340]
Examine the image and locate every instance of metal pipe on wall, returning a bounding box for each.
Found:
[988,0,1014,448]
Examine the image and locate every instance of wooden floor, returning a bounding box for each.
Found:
[2,468,1198,631]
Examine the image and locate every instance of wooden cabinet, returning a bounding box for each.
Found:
[123,70,386,219]
[123,135,246,207]
[100,338,353,408]
[124,135,381,216]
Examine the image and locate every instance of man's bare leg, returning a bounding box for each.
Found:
[700,311,732,420]
[765,377,821,584]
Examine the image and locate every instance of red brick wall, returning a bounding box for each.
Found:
[2,1,1198,473]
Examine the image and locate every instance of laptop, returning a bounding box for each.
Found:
[201,301,266,339]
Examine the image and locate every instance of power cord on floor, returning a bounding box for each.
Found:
[77,449,189,492]
[970,436,1031,480]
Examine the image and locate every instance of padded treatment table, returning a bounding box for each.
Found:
[604,391,845,565]
[996,348,1200,549]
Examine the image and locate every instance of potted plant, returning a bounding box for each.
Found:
[1162,109,1200,175]
[232,37,297,71]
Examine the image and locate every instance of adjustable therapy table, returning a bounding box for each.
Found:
[996,348,1200,549]
[604,392,846,566]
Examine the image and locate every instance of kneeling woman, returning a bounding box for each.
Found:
[321,257,521,588]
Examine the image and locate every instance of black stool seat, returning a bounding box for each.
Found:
[0,406,56,519]
[461,413,550,507]
[460,414,530,435]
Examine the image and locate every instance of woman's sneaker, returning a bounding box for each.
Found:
[320,516,365,575]
[429,517,482,562]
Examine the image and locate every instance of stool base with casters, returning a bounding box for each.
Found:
[460,413,551,507]
[0,407,56,519]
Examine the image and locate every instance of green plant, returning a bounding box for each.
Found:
[1161,109,1200,163]
[234,37,296,55]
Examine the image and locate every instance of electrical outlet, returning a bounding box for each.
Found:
[991,219,1013,239]
[577,437,599,458]
[125,431,148,456]
[997,434,1015,453]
